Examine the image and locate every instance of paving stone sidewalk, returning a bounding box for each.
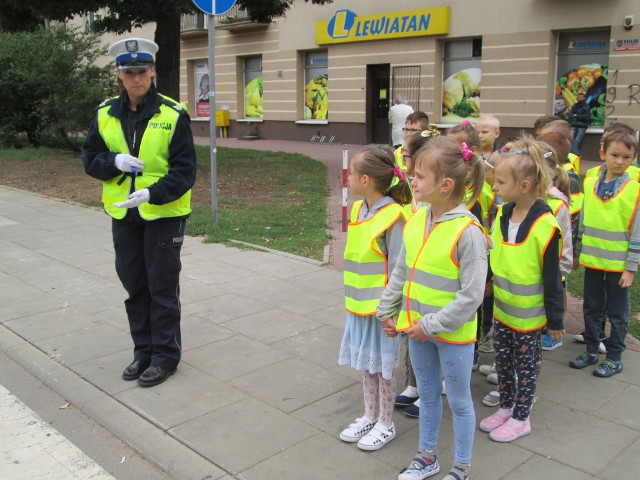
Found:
[1,156,640,479]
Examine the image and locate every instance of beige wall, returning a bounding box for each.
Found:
[180,0,640,141]
[67,10,156,68]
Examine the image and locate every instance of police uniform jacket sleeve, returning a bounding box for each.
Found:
[81,114,122,181]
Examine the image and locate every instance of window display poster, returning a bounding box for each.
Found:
[442,68,481,123]
[244,76,263,118]
[555,64,607,127]
[195,62,210,118]
[304,52,328,120]
[244,56,263,119]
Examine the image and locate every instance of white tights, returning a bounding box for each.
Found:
[362,370,396,427]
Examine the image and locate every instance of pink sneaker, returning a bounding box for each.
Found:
[479,408,512,432]
[489,417,531,442]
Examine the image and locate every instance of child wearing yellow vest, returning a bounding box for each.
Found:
[480,137,565,443]
[448,122,499,370]
[570,126,640,377]
[377,137,488,480]
[394,111,431,171]
[392,126,441,418]
[338,146,412,451]
[537,134,575,351]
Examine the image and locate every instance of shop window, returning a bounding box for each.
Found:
[392,66,421,111]
[194,62,210,118]
[442,38,481,122]
[304,51,328,120]
[555,29,609,127]
[244,56,263,119]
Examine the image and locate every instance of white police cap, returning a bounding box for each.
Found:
[108,38,158,70]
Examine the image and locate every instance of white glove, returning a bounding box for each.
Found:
[115,154,144,173]
[114,189,150,208]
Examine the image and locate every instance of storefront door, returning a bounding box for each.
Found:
[367,64,390,144]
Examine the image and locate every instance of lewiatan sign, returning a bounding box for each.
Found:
[316,7,449,45]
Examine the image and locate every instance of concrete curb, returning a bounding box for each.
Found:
[0,324,228,480]
[229,239,330,266]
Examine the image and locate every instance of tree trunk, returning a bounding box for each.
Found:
[154,11,180,100]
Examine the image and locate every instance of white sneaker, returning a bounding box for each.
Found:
[572,333,606,353]
[487,372,498,385]
[339,416,375,442]
[482,390,500,407]
[442,380,446,396]
[357,422,396,451]
[479,363,496,376]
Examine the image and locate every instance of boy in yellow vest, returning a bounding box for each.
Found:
[570,126,640,377]
[394,111,430,171]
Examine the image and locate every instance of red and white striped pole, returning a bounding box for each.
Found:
[342,149,348,232]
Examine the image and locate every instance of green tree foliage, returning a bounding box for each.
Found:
[0,0,332,99]
[0,25,115,149]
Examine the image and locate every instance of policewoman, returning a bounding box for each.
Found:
[81,38,197,387]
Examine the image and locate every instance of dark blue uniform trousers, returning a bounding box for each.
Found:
[112,217,185,369]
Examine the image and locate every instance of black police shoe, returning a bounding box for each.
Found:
[122,360,151,381]
[137,365,176,387]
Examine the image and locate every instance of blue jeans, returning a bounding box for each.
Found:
[583,268,630,362]
[571,127,587,155]
[409,338,475,464]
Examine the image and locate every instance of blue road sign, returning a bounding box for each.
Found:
[192,0,237,16]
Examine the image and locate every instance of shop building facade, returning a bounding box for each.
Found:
[180,0,640,155]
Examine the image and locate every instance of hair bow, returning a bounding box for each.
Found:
[420,124,441,138]
[461,119,472,126]
[460,142,473,162]
[393,165,405,181]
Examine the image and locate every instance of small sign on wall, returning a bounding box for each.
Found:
[613,38,640,51]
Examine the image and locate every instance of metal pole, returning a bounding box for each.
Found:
[342,150,348,232]
[208,12,218,224]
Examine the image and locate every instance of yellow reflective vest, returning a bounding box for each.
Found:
[97,96,192,220]
[465,182,496,231]
[344,200,406,316]
[396,210,481,344]
[580,176,640,272]
[491,211,561,332]
[585,164,640,182]
[567,153,581,175]
[546,196,566,216]
[561,162,584,215]
[394,145,408,171]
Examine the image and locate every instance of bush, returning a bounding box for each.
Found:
[0,25,116,150]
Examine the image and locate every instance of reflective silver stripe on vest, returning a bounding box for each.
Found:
[412,269,460,293]
[493,274,543,296]
[582,245,628,261]
[344,259,386,275]
[344,285,385,302]
[584,226,629,242]
[402,297,442,315]
[495,298,546,319]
